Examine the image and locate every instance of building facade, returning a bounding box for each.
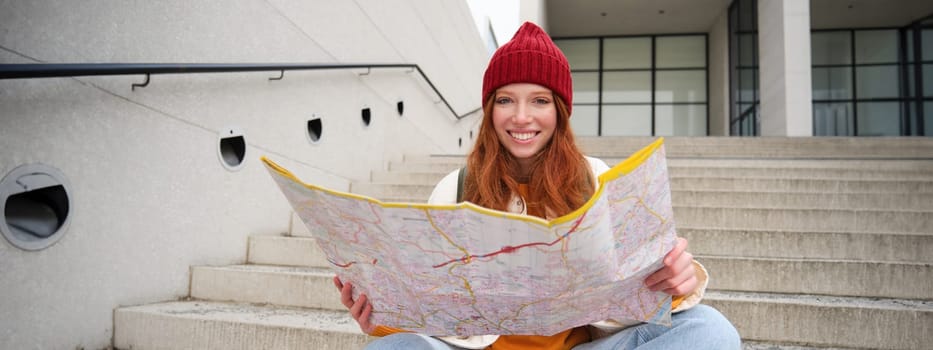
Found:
[531,0,933,137]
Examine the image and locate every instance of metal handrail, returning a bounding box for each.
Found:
[0,63,480,120]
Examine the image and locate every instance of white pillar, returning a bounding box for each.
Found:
[758,0,813,136]
[708,9,730,136]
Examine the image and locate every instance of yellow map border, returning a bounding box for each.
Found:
[261,137,664,229]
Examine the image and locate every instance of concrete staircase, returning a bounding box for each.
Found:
[113,137,933,350]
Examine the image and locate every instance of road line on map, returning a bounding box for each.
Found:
[425,209,472,261]
[432,212,588,269]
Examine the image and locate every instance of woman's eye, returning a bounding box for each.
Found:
[496,97,512,104]
[534,98,551,104]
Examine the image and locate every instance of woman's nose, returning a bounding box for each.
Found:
[513,103,532,123]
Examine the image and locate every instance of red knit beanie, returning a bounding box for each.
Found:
[482,21,573,114]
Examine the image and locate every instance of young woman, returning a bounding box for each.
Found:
[334,22,741,350]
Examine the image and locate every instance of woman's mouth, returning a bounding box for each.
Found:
[509,131,539,141]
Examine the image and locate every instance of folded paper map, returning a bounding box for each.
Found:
[262,138,676,336]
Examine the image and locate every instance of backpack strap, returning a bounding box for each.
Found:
[456,166,466,203]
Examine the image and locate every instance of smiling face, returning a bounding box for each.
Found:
[491,83,558,172]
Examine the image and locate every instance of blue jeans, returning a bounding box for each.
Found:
[364,304,741,350]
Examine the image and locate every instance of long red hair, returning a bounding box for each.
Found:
[463,93,594,218]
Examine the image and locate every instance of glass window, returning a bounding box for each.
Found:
[738,0,755,31]
[569,105,599,136]
[555,39,599,70]
[737,103,757,120]
[905,64,933,98]
[603,38,651,69]
[572,72,599,103]
[923,29,933,61]
[925,64,933,98]
[602,71,651,103]
[738,33,756,67]
[568,32,708,137]
[811,31,851,65]
[656,70,707,103]
[905,101,918,136]
[601,105,652,136]
[730,0,757,136]
[812,67,852,100]
[857,102,901,136]
[741,118,752,135]
[813,103,853,136]
[856,66,900,99]
[855,30,898,64]
[655,105,706,136]
[926,102,933,136]
[656,36,705,68]
[737,68,757,102]
[811,28,929,137]
[732,104,757,135]
[737,105,758,135]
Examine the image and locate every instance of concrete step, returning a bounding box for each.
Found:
[675,206,932,234]
[328,200,933,234]
[352,183,933,211]
[661,158,933,171]
[371,170,450,185]
[742,341,860,350]
[329,192,933,233]
[248,235,329,267]
[190,265,342,310]
[254,228,933,272]
[386,162,460,173]
[680,228,933,263]
[699,256,932,299]
[113,300,901,350]
[186,265,931,349]
[671,190,933,211]
[371,171,933,193]
[273,226,932,265]
[266,226,933,268]
[385,162,933,181]
[238,242,933,301]
[703,290,933,350]
[401,154,465,165]
[666,166,933,181]
[111,299,919,350]
[114,301,370,350]
[350,183,433,200]
[670,177,933,193]
[230,245,933,302]
[403,156,933,172]
[575,136,933,159]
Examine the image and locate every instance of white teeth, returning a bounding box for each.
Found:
[511,132,536,141]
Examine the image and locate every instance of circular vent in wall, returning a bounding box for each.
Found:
[0,163,72,251]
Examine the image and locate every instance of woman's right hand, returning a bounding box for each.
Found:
[333,276,376,334]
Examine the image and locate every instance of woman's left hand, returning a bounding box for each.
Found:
[644,237,697,296]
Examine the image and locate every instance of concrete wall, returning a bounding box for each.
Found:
[0,1,486,349]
